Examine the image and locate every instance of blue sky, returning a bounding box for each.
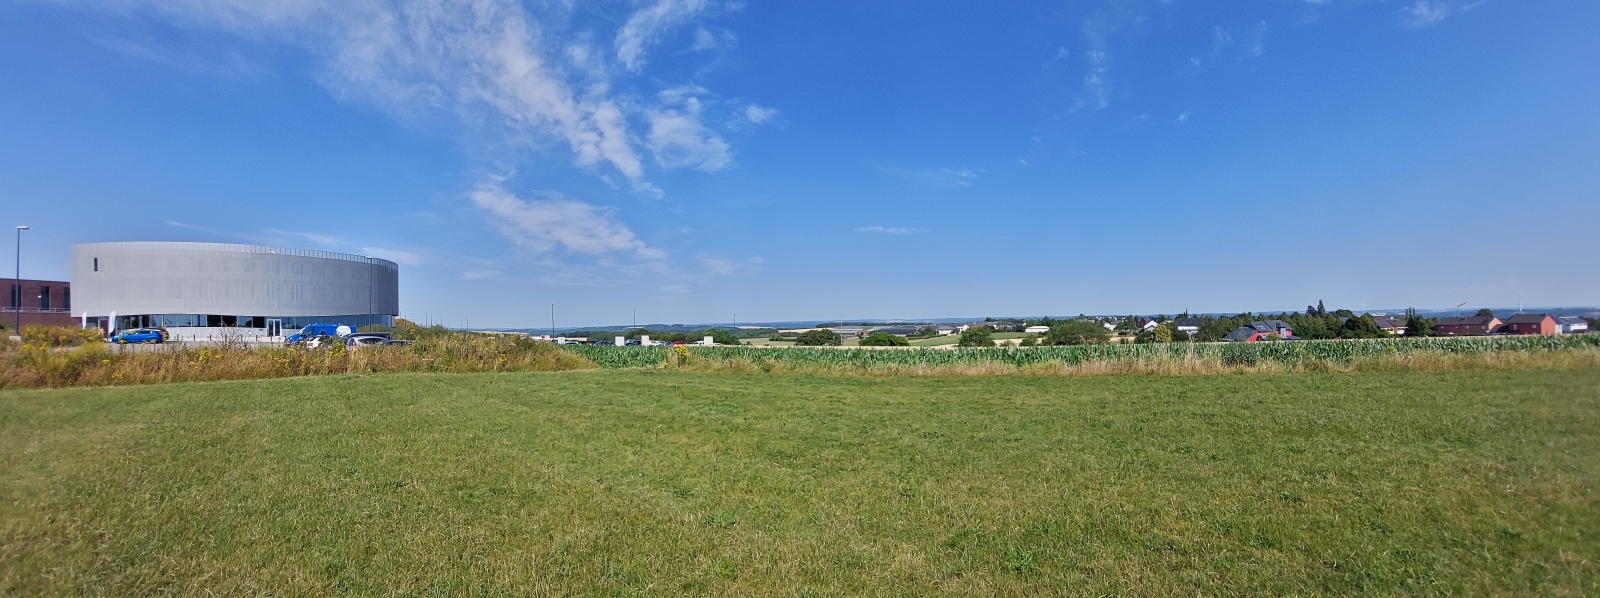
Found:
[2,0,1596,327]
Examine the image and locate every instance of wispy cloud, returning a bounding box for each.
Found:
[745,104,778,124]
[469,180,665,260]
[69,0,749,187]
[646,87,732,172]
[696,254,763,276]
[917,167,978,188]
[855,226,925,235]
[616,0,710,72]
[265,229,342,247]
[1176,111,1192,123]
[361,247,422,265]
[1404,1,1483,27]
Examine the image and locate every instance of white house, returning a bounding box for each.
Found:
[1557,316,1589,334]
[1024,325,1050,334]
[1141,320,1160,332]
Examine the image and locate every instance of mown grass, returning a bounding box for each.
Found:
[2,369,1597,595]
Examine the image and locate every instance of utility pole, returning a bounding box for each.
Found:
[550,303,555,339]
[13,226,27,333]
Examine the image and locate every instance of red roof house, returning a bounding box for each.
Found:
[1500,314,1558,336]
[1434,315,1501,336]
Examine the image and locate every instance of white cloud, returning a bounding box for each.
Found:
[696,254,763,276]
[745,104,778,124]
[1404,1,1480,27]
[647,88,732,172]
[69,0,755,185]
[690,28,717,52]
[855,226,923,235]
[616,0,709,72]
[470,181,665,260]
[362,247,422,265]
[1176,111,1192,123]
[916,167,977,188]
[265,229,342,247]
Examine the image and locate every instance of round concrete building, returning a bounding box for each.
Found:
[72,242,398,337]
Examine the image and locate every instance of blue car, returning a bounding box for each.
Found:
[113,328,167,344]
[285,323,354,345]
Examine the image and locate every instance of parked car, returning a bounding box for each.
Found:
[113,328,167,344]
[285,324,355,345]
[343,333,395,349]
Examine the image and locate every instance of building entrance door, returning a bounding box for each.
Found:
[266,319,282,338]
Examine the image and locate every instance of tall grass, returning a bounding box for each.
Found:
[568,335,1600,375]
[0,328,594,389]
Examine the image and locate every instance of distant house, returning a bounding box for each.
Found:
[1369,315,1407,336]
[828,326,868,339]
[1225,320,1296,343]
[1556,316,1590,334]
[1024,325,1050,334]
[1140,320,1160,332]
[1434,315,1502,336]
[934,325,959,336]
[1173,319,1201,337]
[1500,314,1558,336]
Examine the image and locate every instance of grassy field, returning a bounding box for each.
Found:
[2,369,1597,595]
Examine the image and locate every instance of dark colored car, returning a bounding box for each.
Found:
[113,328,167,344]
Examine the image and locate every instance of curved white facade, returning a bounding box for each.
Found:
[71,242,398,329]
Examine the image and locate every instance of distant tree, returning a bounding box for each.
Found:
[1341,314,1387,339]
[1404,308,1434,337]
[1474,308,1496,318]
[703,328,741,346]
[859,332,910,347]
[795,329,842,346]
[1171,328,1191,342]
[1153,325,1173,343]
[1045,319,1110,345]
[1019,334,1038,347]
[1317,300,1327,316]
[957,326,994,347]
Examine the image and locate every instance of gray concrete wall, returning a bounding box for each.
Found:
[71,242,399,318]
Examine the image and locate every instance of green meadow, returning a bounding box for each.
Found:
[2,369,1597,595]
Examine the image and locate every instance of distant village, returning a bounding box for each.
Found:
[550,304,1595,347]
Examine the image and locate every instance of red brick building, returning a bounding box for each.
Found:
[1434,315,1501,336]
[1500,313,1558,336]
[4,279,74,329]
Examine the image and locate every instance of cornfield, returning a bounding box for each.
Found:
[565,335,1600,370]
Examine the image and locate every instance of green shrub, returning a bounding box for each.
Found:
[1045,319,1110,345]
[859,332,910,347]
[957,327,993,347]
[795,329,842,346]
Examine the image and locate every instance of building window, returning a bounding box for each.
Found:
[63,288,69,310]
[39,286,49,310]
[93,258,99,272]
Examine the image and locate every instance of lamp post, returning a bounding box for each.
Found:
[13,226,26,333]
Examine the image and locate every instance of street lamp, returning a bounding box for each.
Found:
[13,226,26,333]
